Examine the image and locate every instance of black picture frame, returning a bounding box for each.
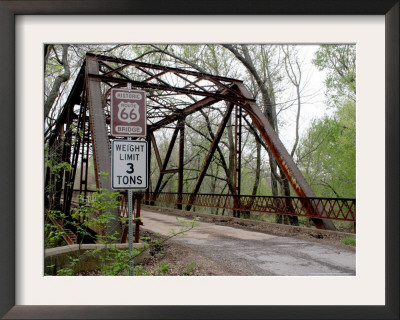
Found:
[0,1,398,319]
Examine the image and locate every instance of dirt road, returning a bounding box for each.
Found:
[140,209,356,276]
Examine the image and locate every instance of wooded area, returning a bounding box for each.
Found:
[44,44,356,227]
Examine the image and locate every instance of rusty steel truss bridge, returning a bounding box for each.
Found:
[45,53,356,243]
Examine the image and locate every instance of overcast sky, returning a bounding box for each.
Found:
[274,45,330,151]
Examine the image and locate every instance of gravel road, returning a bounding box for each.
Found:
[140,209,356,276]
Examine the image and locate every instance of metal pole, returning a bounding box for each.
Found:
[178,117,185,210]
[128,186,133,275]
[127,83,134,276]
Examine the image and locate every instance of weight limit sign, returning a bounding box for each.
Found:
[111,140,148,190]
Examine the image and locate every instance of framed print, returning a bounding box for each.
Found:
[0,0,398,319]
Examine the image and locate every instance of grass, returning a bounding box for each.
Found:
[183,262,197,276]
[158,263,170,274]
[341,237,356,246]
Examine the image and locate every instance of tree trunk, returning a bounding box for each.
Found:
[280,168,299,226]
[251,143,261,196]
[44,45,71,120]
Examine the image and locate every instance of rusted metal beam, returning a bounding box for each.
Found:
[86,53,245,84]
[134,193,142,243]
[143,70,169,83]
[237,107,242,198]
[136,66,171,87]
[87,73,255,103]
[145,132,152,205]
[102,61,136,77]
[160,169,180,174]
[152,121,181,198]
[150,132,163,170]
[147,96,175,110]
[236,83,335,230]
[149,96,220,131]
[175,73,209,93]
[79,93,90,201]
[182,77,203,90]
[86,55,123,237]
[61,103,74,215]
[100,61,132,81]
[186,103,235,211]
[202,74,246,97]
[233,105,242,217]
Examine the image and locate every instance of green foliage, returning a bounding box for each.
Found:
[341,237,356,246]
[57,268,75,276]
[91,214,199,276]
[69,187,121,248]
[169,216,200,237]
[96,246,139,276]
[296,101,355,198]
[297,45,356,199]
[158,263,170,274]
[183,262,197,276]
[46,160,72,179]
[56,256,79,276]
[150,238,164,254]
[45,210,68,248]
[44,223,66,248]
[313,44,356,107]
[45,182,199,275]
[44,153,72,248]
[134,264,150,276]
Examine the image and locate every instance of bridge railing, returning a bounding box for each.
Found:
[140,192,356,222]
[72,190,355,225]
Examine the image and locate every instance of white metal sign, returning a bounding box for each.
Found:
[111,140,148,190]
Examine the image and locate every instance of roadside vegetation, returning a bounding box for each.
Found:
[341,237,356,246]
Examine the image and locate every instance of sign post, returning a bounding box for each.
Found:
[112,139,148,275]
[110,86,147,276]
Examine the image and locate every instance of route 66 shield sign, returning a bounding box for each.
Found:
[111,88,147,137]
[117,102,140,123]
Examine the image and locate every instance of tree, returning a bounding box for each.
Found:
[296,100,356,198]
[313,44,356,107]
[44,44,70,123]
[296,44,356,198]
[223,45,280,201]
